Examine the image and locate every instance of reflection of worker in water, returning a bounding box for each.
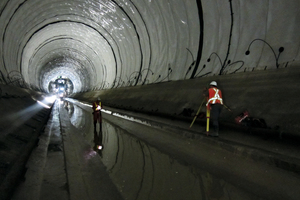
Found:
[93,130,103,157]
[92,97,102,132]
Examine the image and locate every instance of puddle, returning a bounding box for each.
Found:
[63,100,265,200]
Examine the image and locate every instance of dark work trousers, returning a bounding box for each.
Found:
[93,111,102,123]
[210,103,223,133]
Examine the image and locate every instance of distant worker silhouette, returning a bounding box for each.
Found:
[92,97,102,132]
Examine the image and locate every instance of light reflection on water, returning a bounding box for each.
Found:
[64,101,263,200]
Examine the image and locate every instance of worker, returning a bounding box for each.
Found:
[92,97,102,132]
[203,81,223,137]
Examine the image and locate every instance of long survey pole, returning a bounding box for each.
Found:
[206,107,210,135]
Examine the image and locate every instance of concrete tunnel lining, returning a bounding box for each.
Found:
[0,0,300,134]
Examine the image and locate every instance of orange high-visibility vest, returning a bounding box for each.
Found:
[206,87,223,106]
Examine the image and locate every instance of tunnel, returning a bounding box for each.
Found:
[0,0,300,200]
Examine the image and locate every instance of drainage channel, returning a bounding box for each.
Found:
[63,99,277,200]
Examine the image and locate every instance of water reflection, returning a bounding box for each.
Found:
[93,130,104,157]
[64,101,263,200]
[64,101,94,137]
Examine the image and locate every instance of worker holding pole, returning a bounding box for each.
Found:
[203,81,223,137]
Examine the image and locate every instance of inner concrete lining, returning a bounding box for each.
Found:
[1,0,300,92]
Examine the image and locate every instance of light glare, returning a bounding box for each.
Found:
[37,100,51,109]
[45,95,57,103]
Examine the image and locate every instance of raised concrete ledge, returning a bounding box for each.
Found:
[100,106,300,175]
[0,85,52,200]
[72,66,300,137]
[0,105,52,200]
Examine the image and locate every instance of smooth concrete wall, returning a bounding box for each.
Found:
[72,66,300,136]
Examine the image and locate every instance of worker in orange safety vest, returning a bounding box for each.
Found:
[203,81,223,137]
[92,97,102,132]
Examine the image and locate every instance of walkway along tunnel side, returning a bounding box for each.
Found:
[71,65,300,139]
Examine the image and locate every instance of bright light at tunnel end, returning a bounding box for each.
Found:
[45,95,57,103]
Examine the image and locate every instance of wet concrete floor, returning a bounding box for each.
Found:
[11,99,300,200]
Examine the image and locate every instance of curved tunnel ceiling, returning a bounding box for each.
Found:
[0,0,299,93]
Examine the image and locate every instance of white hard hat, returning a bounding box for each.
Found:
[97,97,101,100]
[210,81,217,86]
